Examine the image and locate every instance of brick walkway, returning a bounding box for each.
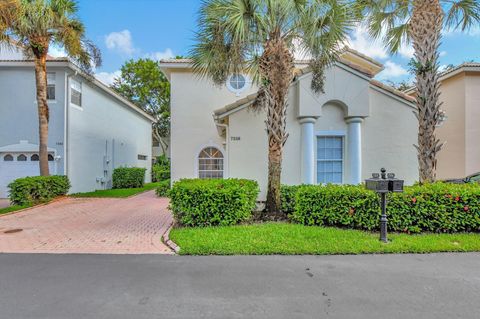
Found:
[0,191,173,254]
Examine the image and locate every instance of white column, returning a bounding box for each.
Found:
[346,117,363,184]
[299,117,317,184]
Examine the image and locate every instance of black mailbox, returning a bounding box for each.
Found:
[365,168,404,243]
[365,178,390,193]
[387,172,404,192]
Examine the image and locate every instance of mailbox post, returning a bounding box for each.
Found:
[365,168,404,242]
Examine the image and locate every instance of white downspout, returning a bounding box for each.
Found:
[64,71,77,177]
[215,122,229,178]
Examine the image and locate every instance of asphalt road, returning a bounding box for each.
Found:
[1,253,479,319]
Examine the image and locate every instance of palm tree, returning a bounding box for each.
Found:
[191,0,354,212]
[0,0,101,176]
[356,0,480,183]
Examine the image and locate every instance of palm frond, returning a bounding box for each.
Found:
[443,0,480,31]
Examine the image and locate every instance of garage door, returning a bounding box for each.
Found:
[0,153,56,198]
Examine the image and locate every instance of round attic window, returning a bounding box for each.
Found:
[227,74,248,94]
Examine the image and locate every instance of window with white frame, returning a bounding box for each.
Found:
[47,72,56,100]
[198,147,224,179]
[317,136,343,184]
[226,74,248,95]
[70,79,82,106]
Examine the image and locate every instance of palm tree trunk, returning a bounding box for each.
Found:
[260,37,294,213]
[410,0,443,183]
[34,54,50,176]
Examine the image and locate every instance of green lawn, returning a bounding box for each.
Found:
[0,205,31,216]
[170,222,480,255]
[70,183,160,198]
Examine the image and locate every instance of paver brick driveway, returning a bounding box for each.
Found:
[0,191,173,254]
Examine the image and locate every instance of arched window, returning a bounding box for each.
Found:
[198,147,224,179]
[48,154,54,161]
[3,154,13,161]
[31,154,39,161]
[17,154,27,161]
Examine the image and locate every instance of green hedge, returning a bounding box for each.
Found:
[169,178,259,227]
[289,183,480,233]
[155,179,171,197]
[153,155,170,182]
[8,175,70,206]
[112,167,146,189]
[281,185,304,214]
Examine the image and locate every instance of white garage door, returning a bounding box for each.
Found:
[0,153,56,199]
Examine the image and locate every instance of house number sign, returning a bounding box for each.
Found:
[231,136,241,141]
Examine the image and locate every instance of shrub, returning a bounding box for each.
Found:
[152,155,170,182]
[169,178,259,227]
[291,183,480,233]
[8,175,70,206]
[281,185,304,214]
[156,179,171,197]
[112,167,146,189]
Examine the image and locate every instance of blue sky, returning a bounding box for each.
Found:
[58,0,480,85]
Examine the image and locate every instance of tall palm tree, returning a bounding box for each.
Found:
[191,0,354,212]
[356,0,480,183]
[0,0,101,176]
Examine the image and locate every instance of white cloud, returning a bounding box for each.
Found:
[95,70,121,86]
[440,51,447,57]
[145,48,175,61]
[377,60,409,79]
[346,25,388,60]
[105,30,135,55]
[438,64,449,72]
[48,45,67,58]
[398,43,414,59]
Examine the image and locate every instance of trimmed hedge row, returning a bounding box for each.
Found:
[287,183,480,233]
[155,179,171,197]
[112,167,146,189]
[8,175,71,206]
[169,178,259,227]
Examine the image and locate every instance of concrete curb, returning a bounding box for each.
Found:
[162,223,180,254]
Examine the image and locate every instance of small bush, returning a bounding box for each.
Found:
[156,179,171,197]
[8,175,70,206]
[169,178,259,227]
[152,155,170,182]
[281,185,304,214]
[290,183,480,233]
[112,167,146,189]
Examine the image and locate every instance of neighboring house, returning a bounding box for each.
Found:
[0,46,154,198]
[160,49,419,199]
[405,63,480,180]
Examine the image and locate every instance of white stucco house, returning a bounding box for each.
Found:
[160,49,419,199]
[0,45,154,198]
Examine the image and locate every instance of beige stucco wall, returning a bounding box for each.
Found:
[227,67,418,198]
[465,73,480,176]
[435,73,466,179]
[363,88,418,184]
[169,71,257,183]
[168,63,418,199]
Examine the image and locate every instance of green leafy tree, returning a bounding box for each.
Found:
[112,58,170,155]
[356,0,480,183]
[191,0,355,213]
[0,0,101,176]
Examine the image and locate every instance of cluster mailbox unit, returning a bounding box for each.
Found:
[365,168,404,242]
